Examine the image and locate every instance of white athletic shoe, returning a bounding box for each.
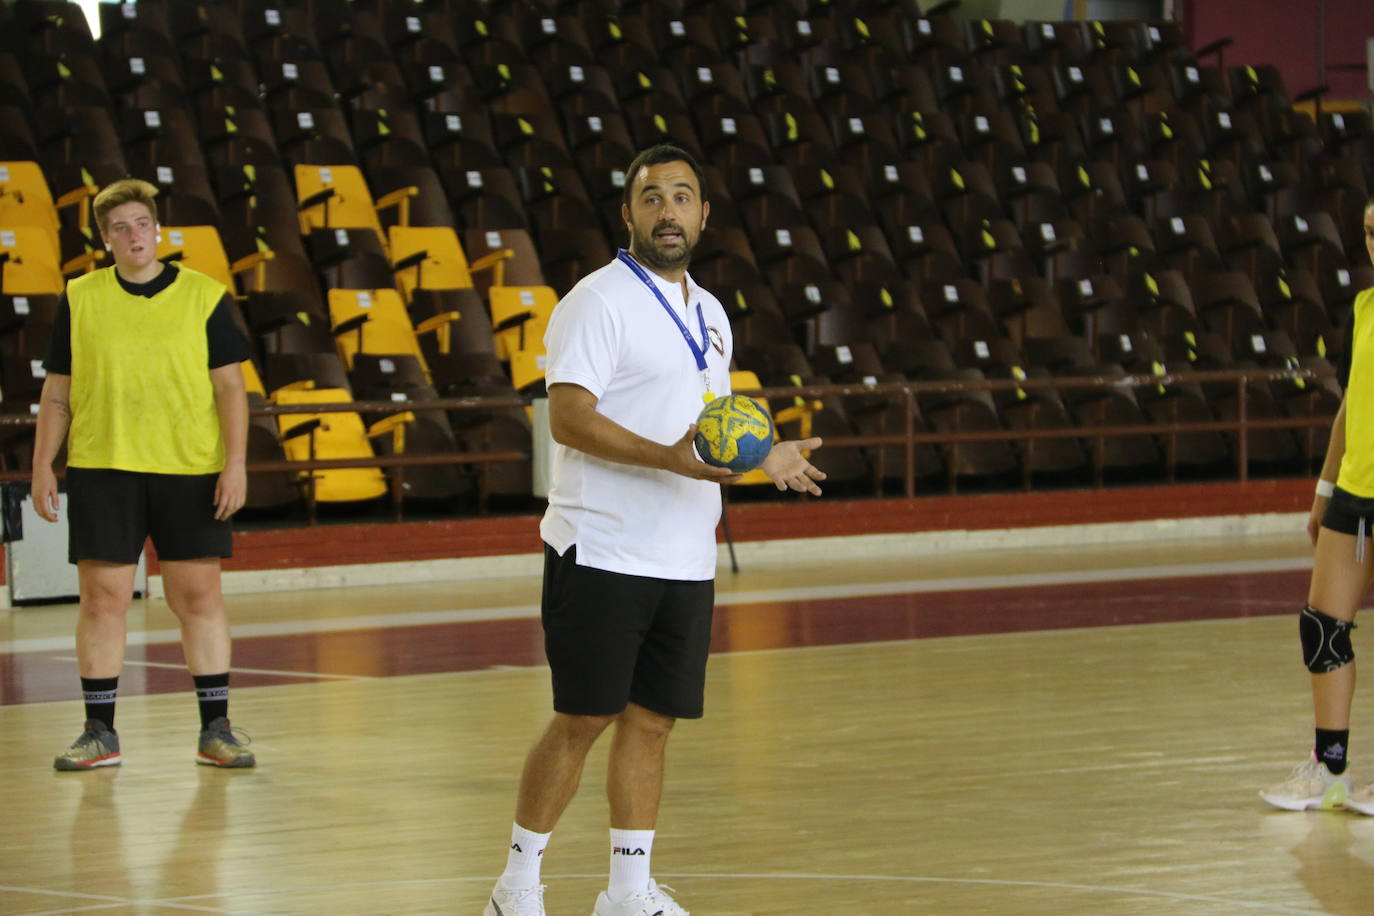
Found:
[1347,783,1374,816]
[591,880,689,916]
[483,882,545,916]
[1259,755,1352,811]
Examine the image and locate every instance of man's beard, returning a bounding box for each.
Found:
[631,221,696,272]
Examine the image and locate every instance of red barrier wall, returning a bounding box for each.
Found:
[184,478,1311,575]
[1183,0,1373,101]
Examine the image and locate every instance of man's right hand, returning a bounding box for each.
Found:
[665,425,740,482]
[31,466,60,522]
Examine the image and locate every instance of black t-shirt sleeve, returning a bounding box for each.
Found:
[207,293,253,369]
[42,291,72,375]
[44,289,249,373]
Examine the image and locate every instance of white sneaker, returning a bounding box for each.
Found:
[1348,783,1374,816]
[1259,755,1352,811]
[484,882,545,916]
[591,879,689,916]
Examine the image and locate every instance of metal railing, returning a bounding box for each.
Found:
[743,365,1336,497]
[0,365,1336,518]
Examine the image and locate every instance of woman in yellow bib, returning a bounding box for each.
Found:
[1262,197,1374,814]
[31,179,256,770]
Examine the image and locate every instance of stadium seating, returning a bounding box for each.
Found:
[2,0,1361,513]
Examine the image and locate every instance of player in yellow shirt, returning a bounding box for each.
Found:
[31,179,256,770]
[1262,197,1374,813]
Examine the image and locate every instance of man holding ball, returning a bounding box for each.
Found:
[484,144,824,916]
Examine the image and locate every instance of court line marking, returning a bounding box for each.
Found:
[46,871,1323,914]
[0,885,263,915]
[45,657,377,681]
[0,556,1312,655]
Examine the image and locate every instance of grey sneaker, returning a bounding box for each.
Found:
[484,882,546,915]
[196,716,255,768]
[53,720,121,770]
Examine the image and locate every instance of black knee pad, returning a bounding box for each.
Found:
[1301,605,1356,673]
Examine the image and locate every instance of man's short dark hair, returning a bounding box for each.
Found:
[622,144,708,207]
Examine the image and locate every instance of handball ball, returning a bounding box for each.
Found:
[694,394,775,472]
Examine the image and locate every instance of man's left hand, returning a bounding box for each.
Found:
[760,437,826,495]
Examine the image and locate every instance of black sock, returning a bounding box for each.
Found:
[81,676,119,729]
[1316,728,1350,775]
[193,673,230,729]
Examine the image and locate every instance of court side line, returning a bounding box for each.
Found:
[153,872,1324,914]
[0,555,1312,655]
[21,905,264,916]
[0,885,265,916]
[46,656,377,681]
[658,873,1326,914]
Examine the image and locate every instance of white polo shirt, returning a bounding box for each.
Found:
[540,254,734,581]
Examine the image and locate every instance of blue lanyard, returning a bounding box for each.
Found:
[616,249,709,373]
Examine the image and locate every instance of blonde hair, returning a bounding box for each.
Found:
[93,178,159,235]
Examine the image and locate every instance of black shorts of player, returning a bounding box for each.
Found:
[1321,486,1374,538]
[541,543,715,720]
[67,467,232,564]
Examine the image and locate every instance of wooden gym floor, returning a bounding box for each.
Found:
[2,528,1373,915]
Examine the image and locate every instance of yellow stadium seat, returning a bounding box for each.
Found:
[294,164,417,252]
[0,226,64,294]
[0,162,59,249]
[0,164,104,276]
[158,226,270,291]
[327,285,412,327]
[270,384,389,504]
[489,284,558,360]
[726,370,821,486]
[509,345,548,395]
[387,225,513,302]
[325,288,459,378]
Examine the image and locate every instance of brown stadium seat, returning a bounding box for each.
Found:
[989,276,1064,345]
[921,278,1002,345]
[1139,380,1233,478]
[461,228,545,302]
[535,228,612,298]
[444,166,528,232]
[244,389,300,513]
[352,107,431,171]
[933,158,1002,228]
[917,368,1019,489]
[1022,20,1091,68]
[351,385,476,507]
[1278,210,1350,281]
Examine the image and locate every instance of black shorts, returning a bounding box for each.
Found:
[541,543,715,719]
[67,467,233,564]
[1322,486,1374,538]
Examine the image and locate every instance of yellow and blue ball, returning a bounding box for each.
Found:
[694,395,775,472]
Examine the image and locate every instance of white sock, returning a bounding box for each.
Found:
[607,828,655,900]
[499,823,551,890]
